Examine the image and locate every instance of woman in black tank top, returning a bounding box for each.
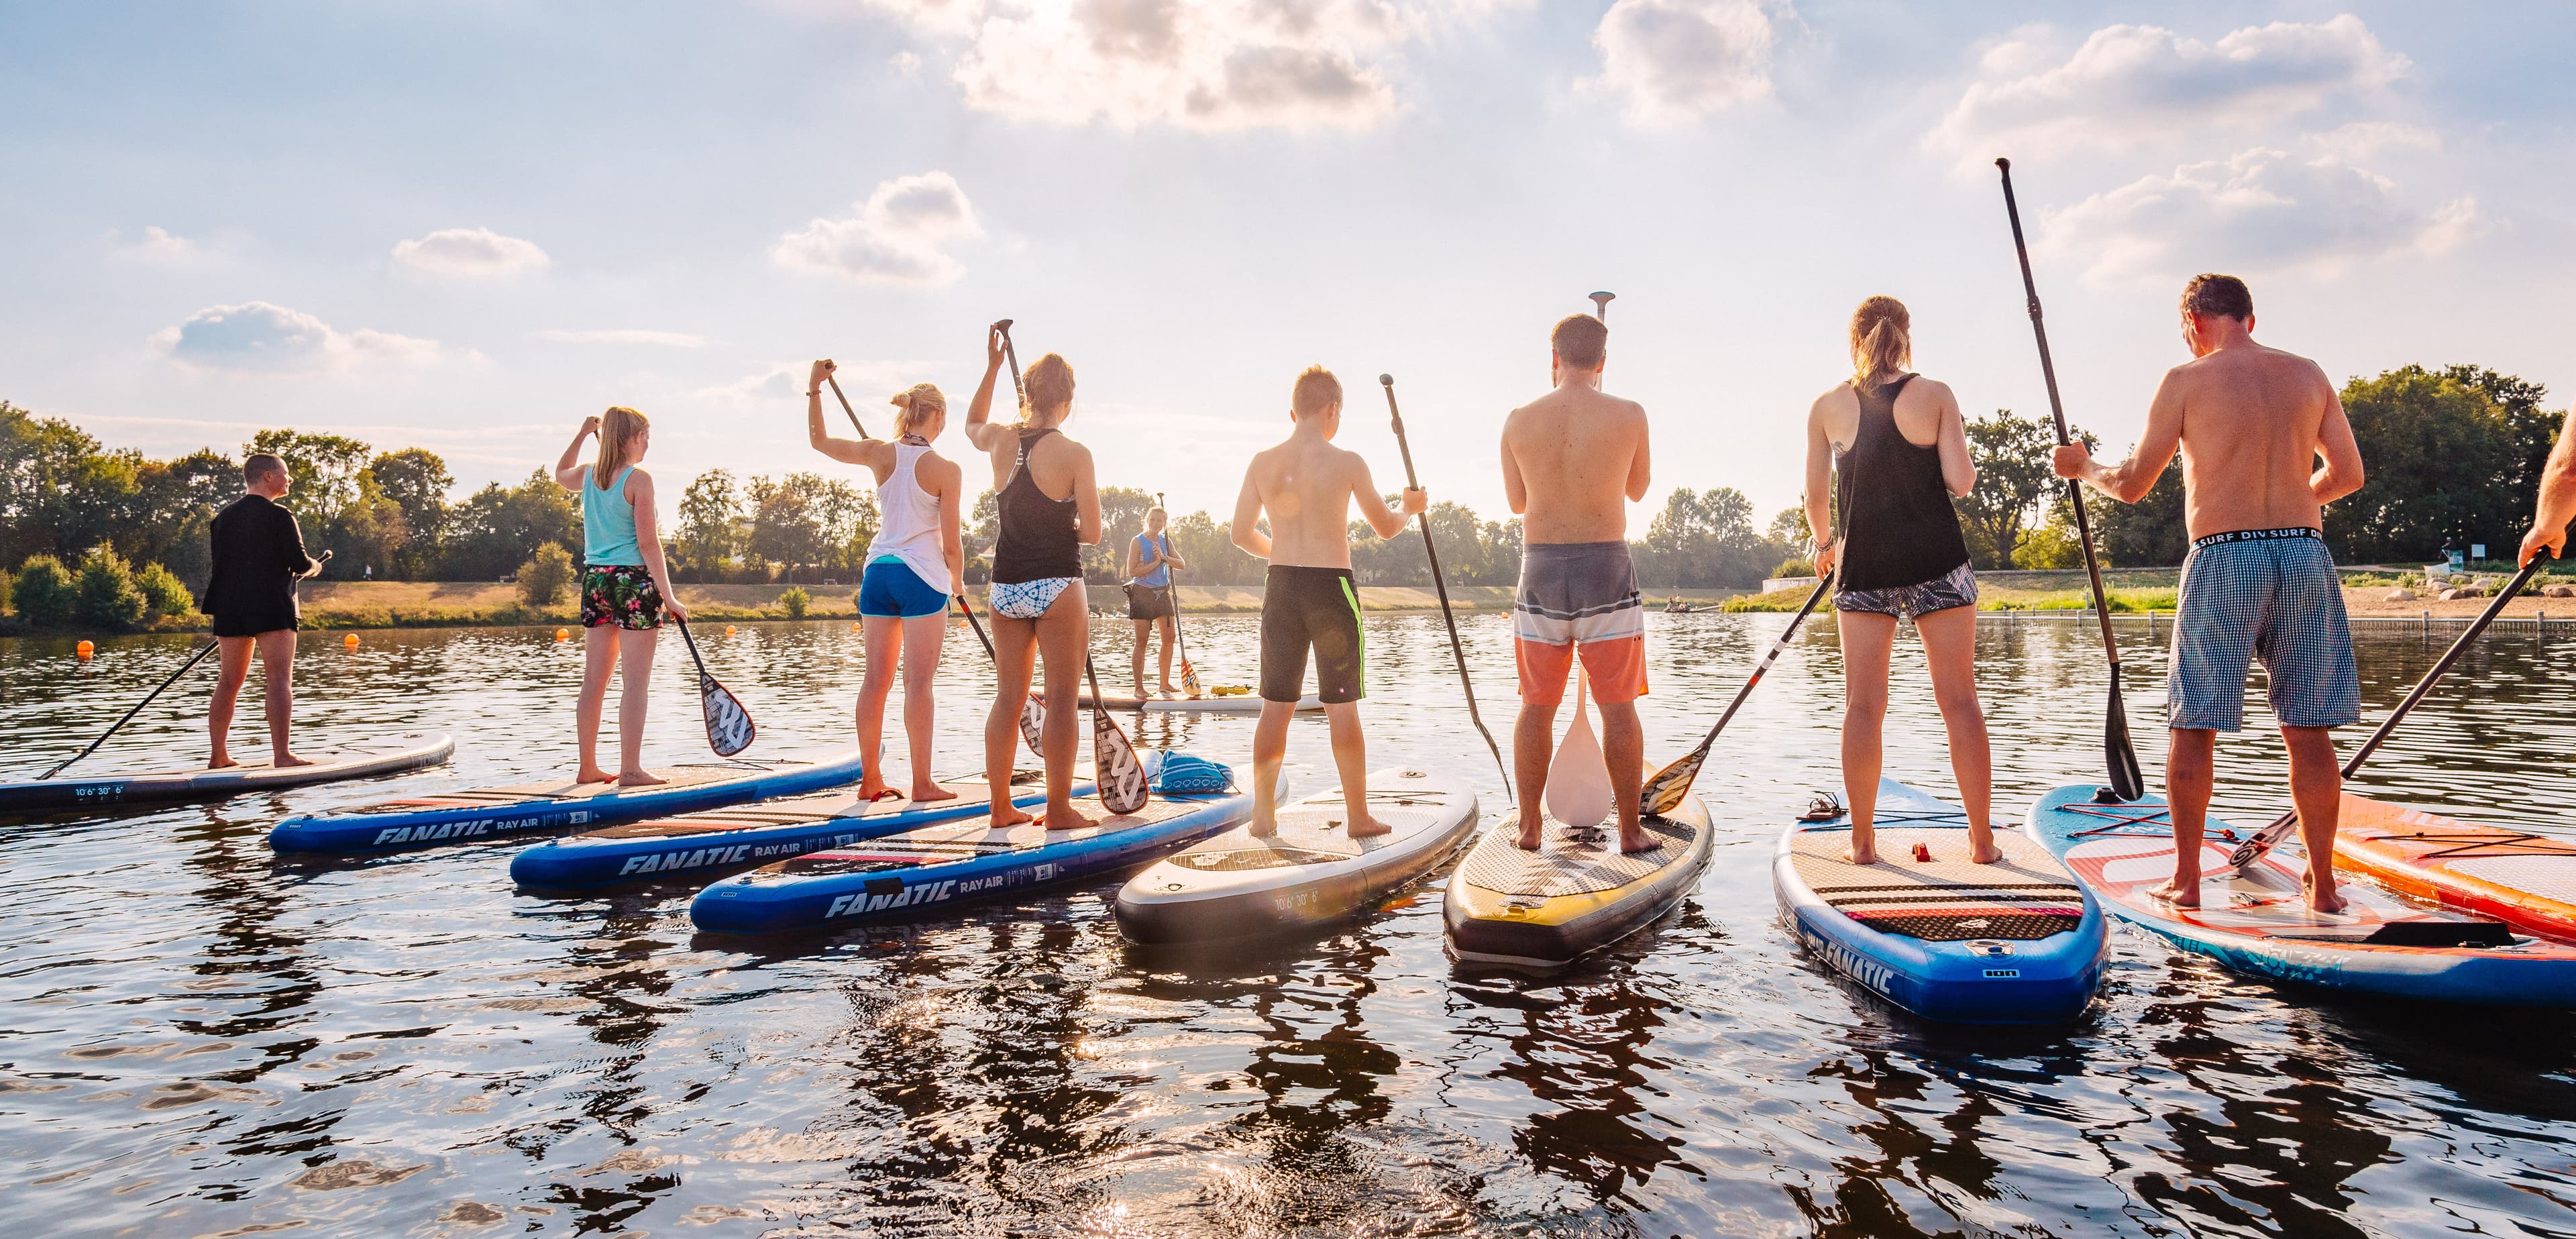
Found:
[962,326,1104,832]
[1802,297,2001,867]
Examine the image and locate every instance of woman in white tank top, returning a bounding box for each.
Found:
[804,360,966,803]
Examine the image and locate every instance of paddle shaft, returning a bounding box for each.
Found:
[40,641,219,779]
[824,374,870,440]
[1680,574,1832,755]
[1996,160,2120,665]
[1380,375,1511,798]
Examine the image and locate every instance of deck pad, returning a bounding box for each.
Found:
[1454,812,1699,899]
[1788,822,2083,942]
[1444,780,1715,969]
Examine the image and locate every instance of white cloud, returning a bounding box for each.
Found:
[2308,119,2438,161]
[2037,148,2483,287]
[1929,15,2410,166]
[115,225,213,266]
[692,358,931,409]
[1587,0,1776,127]
[863,0,1502,132]
[390,227,551,277]
[772,170,983,286]
[533,329,708,347]
[152,301,449,372]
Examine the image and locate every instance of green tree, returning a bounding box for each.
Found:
[780,585,811,618]
[1165,508,1263,586]
[517,542,576,608]
[74,546,148,631]
[368,447,451,577]
[2443,365,2559,504]
[1088,486,1156,584]
[744,474,825,576]
[131,449,237,590]
[440,470,580,581]
[0,403,146,565]
[2088,459,2188,567]
[135,561,195,619]
[2328,366,2520,563]
[676,469,743,578]
[1952,409,2056,570]
[247,429,370,527]
[11,555,74,625]
[1631,487,1770,588]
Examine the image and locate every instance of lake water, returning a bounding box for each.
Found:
[7,611,2576,1237]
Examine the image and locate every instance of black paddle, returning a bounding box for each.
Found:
[672,616,756,757]
[40,641,220,779]
[2226,555,2551,871]
[996,319,1149,814]
[1996,157,2145,802]
[1155,491,1202,698]
[1379,374,1511,797]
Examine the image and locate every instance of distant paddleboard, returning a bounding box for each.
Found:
[1776,779,2105,1024]
[268,747,867,853]
[0,733,454,816]
[1115,768,1477,945]
[2030,785,2576,1006]
[1445,775,1713,969]
[1076,693,1322,714]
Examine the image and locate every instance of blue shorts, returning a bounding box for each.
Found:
[2168,528,2359,731]
[858,557,949,618]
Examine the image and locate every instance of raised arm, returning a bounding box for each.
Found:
[553,416,600,490]
[2053,370,2184,504]
[2308,372,2364,506]
[1230,468,1271,560]
[1931,382,1978,498]
[625,470,687,623]
[2522,409,2576,565]
[963,326,1010,453]
[805,359,892,474]
[1351,456,1424,540]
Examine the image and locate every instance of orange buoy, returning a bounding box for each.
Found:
[343,633,360,649]
[724,625,737,636]
[75,640,95,661]
[555,627,570,641]
[851,621,861,632]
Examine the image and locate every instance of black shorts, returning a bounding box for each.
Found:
[1126,582,1175,621]
[211,603,299,639]
[1260,565,1363,704]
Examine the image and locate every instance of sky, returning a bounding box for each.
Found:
[5,1,2573,535]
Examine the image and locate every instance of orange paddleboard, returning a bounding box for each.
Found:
[2334,794,2576,940]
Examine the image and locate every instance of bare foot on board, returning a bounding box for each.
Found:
[1968,830,2006,865]
[273,753,317,769]
[1160,681,1180,696]
[1515,814,1545,851]
[989,803,1035,830]
[617,769,669,788]
[1247,809,1278,839]
[910,782,958,803]
[2145,879,2202,909]
[1042,804,1097,832]
[1844,841,1878,867]
[576,766,616,785]
[1617,824,1657,854]
[1347,814,1394,840]
[857,778,896,802]
[207,754,239,771]
[2303,871,2350,915]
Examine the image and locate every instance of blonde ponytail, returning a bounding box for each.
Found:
[595,406,649,482]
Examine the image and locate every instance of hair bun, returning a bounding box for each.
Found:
[889,391,912,410]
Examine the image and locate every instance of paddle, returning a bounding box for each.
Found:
[1590,290,1614,321]
[1378,374,1511,796]
[672,616,757,757]
[1996,156,2145,802]
[1546,671,1613,829]
[39,640,219,779]
[823,372,871,439]
[1640,571,1836,816]
[2225,555,2551,871]
[996,318,1149,814]
[1155,490,1202,698]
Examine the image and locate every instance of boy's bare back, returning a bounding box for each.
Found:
[1239,437,1378,569]
[1502,385,1650,544]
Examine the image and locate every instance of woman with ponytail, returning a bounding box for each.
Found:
[1803,296,1997,865]
[553,405,688,787]
[805,360,965,803]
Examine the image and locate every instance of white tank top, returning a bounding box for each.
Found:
[866,443,954,594]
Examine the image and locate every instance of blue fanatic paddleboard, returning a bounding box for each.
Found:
[690,767,1260,934]
[2029,784,2576,1006]
[1776,779,2106,1024]
[0,733,455,816]
[267,747,867,853]
[509,771,1096,890]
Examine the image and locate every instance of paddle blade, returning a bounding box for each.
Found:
[1091,707,1149,814]
[1179,657,1201,698]
[2104,663,2146,802]
[1544,675,1613,830]
[1640,748,1705,818]
[2229,808,2299,871]
[698,671,756,757]
[1020,698,1044,757]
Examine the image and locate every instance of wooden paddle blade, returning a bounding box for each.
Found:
[699,672,757,757]
[1091,708,1149,814]
[2104,663,2146,802]
[1179,658,1201,698]
[1020,698,1044,757]
[1544,675,1613,830]
[1640,748,1706,818]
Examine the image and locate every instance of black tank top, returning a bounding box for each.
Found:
[989,427,1081,584]
[1833,374,1972,591]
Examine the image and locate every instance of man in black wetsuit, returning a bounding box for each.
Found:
[204,452,329,769]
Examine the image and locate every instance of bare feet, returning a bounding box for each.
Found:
[207,754,239,771]
[617,769,669,788]
[1844,833,1878,867]
[857,777,894,802]
[1617,824,1656,854]
[989,803,1035,830]
[2145,878,2202,909]
[1515,813,1545,851]
[910,782,958,803]
[1347,814,1394,840]
[1247,810,1278,839]
[273,753,317,769]
[1967,829,2006,865]
[576,766,616,785]
[1042,804,1097,831]
[1159,680,1180,696]
[2303,871,2349,915]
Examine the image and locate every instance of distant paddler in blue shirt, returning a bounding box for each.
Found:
[1124,506,1188,697]
[805,358,967,804]
[553,406,688,788]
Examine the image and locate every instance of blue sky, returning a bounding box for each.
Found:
[5,1,2571,533]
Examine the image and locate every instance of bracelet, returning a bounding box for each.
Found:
[806,390,820,397]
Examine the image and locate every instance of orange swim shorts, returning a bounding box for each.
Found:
[1513,541,1648,706]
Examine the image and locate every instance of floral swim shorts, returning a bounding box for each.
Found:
[580,565,665,631]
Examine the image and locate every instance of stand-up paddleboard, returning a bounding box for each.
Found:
[1444,787,1714,969]
[0,733,454,816]
[2334,794,2576,941]
[1115,768,1477,945]
[2031,786,2576,1006]
[1776,779,2105,1024]
[691,763,1265,934]
[268,747,867,853]
[1075,693,1322,714]
[510,771,1096,890]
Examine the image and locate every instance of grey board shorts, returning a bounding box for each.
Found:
[2168,527,2359,731]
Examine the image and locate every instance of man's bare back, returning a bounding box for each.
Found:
[1501,382,1650,545]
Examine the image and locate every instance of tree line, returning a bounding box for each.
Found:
[1,362,2556,627]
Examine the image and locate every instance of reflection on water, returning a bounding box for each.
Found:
[9,613,2576,1235]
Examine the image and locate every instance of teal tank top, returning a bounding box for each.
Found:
[582,465,643,566]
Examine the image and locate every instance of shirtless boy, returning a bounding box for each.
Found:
[2052,274,2366,913]
[1501,315,1654,853]
[1230,366,1426,837]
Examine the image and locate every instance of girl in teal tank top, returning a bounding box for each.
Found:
[551,407,689,787]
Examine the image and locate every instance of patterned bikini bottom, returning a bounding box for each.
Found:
[991,576,1079,620]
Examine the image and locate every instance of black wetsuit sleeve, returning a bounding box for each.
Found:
[276,505,319,578]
